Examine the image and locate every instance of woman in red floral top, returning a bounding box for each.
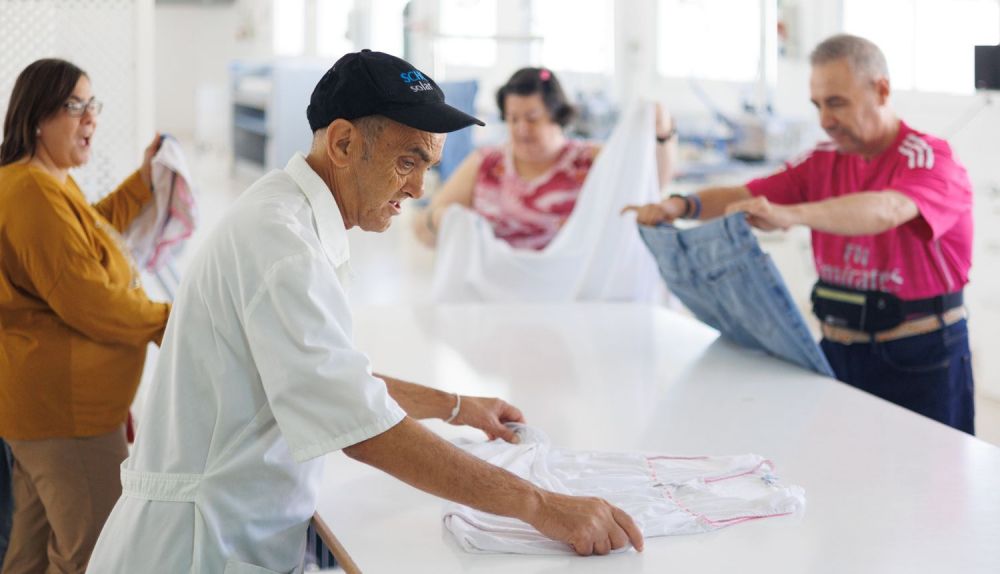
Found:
[416,67,677,250]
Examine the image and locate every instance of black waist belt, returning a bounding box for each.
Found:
[811,281,963,333]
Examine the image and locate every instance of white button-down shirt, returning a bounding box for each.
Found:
[88,153,407,574]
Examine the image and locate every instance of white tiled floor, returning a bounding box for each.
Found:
[174,142,1000,447]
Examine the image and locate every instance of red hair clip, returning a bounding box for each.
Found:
[539,69,551,81]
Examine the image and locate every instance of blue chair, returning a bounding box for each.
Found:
[437,80,479,182]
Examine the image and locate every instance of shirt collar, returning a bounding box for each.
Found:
[284,152,351,267]
[867,119,911,163]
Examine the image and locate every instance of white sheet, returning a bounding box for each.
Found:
[430,102,662,302]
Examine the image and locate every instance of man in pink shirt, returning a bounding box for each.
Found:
[624,34,974,434]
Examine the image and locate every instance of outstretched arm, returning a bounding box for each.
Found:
[378,373,524,443]
[621,185,752,225]
[342,417,644,556]
[725,190,919,235]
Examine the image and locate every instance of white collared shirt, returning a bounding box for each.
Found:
[89,153,406,574]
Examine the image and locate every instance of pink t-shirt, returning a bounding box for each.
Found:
[472,140,598,250]
[746,121,972,300]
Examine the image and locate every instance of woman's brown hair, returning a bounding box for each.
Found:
[1,58,86,166]
[495,67,576,128]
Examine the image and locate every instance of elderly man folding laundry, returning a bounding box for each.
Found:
[88,50,643,573]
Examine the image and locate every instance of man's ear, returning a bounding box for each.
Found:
[324,119,357,168]
[874,76,891,106]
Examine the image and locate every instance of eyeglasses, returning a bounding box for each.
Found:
[63,98,103,117]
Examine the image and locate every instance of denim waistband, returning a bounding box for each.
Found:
[640,213,758,262]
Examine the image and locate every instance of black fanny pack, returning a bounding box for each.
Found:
[810,281,963,333]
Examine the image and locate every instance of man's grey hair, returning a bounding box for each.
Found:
[310,114,390,161]
[810,34,889,81]
[352,115,390,161]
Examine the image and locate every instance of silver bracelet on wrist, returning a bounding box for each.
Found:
[444,393,461,423]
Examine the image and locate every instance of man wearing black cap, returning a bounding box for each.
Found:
[88,51,643,573]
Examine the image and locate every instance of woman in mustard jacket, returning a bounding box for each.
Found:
[0,59,169,574]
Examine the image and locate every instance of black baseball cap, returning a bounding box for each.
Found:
[307,50,485,134]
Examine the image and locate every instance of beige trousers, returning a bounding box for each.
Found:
[1,426,127,574]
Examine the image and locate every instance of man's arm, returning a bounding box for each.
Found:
[342,417,644,556]
[621,186,751,225]
[725,190,919,235]
[378,374,524,442]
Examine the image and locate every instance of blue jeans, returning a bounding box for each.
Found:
[639,213,834,376]
[304,522,337,570]
[821,319,975,435]
[0,438,12,566]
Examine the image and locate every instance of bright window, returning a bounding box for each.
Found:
[370,0,409,57]
[656,0,762,82]
[273,0,306,56]
[843,0,1000,94]
[438,0,498,67]
[316,0,354,58]
[531,0,615,73]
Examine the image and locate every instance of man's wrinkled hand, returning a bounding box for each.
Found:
[449,396,525,443]
[725,196,797,231]
[528,492,645,556]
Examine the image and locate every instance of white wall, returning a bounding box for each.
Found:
[899,92,1000,400]
[0,0,154,197]
[154,0,271,143]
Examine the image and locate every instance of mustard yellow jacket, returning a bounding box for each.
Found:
[0,163,170,439]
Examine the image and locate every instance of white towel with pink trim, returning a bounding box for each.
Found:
[443,426,805,555]
[124,136,197,272]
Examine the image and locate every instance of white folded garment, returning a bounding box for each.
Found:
[430,102,662,303]
[444,426,806,555]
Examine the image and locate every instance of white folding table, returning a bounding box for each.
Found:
[315,304,1000,573]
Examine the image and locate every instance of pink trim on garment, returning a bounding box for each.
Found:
[146,178,195,270]
[703,459,773,483]
[643,455,792,528]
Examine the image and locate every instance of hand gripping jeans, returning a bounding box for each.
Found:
[639,213,834,377]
